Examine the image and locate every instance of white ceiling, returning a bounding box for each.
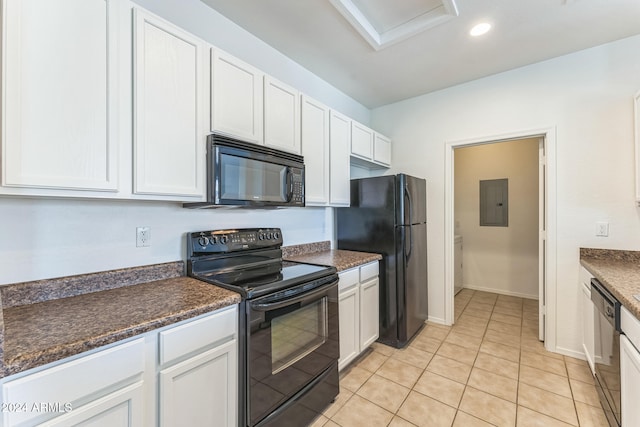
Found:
[200,0,640,108]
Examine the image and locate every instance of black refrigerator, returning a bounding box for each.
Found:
[336,174,428,348]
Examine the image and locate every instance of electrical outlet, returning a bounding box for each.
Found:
[136,226,151,247]
[595,222,609,237]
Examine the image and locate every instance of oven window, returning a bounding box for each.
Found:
[271,297,328,374]
[220,154,287,202]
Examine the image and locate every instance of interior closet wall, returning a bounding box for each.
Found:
[454,138,539,298]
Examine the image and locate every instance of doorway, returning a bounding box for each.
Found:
[444,128,557,352]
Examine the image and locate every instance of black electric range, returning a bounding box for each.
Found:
[187,228,340,427]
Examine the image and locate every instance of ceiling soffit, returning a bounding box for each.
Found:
[329,0,459,50]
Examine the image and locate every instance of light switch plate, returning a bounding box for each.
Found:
[596,222,609,237]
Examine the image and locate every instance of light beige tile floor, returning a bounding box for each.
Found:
[312,289,609,427]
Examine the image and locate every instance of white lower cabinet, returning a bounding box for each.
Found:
[621,306,640,427]
[38,382,144,427]
[580,266,595,373]
[338,262,379,371]
[338,280,360,369]
[0,306,238,427]
[1,338,146,427]
[159,341,236,427]
[157,306,237,427]
[621,335,640,427]
[359,274,379,350]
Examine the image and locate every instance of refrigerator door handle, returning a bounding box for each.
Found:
[404,186,413,261]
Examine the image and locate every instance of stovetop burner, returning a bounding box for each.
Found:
[187,228,337,299]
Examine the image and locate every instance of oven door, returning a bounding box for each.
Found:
[247,277,339,426]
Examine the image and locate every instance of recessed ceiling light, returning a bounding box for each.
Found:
[470,22,491,37]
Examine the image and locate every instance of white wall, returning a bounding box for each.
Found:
[371,34,640,356]
[0,0,365,286]
[454,139,539,299]
[0,197,332,285]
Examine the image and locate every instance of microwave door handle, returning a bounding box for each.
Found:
[286,167,294,202]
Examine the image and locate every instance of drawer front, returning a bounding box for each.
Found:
[622,306,640,352]
[159,305,237,367]
[360,262,379,282]
[2,338,145,426]
[338,268,359,292]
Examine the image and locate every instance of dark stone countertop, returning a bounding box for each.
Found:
[580,248,640,320]
[284,243,382,272]
[0,262,240,378]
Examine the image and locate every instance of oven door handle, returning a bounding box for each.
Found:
[250,279,338,311]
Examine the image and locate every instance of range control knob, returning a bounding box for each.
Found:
[274,232,280,240]
[210,236,218,244]
[267,232,273,240]
[197,237,209,246]
[258,233,265,240]
[219,235,229,244]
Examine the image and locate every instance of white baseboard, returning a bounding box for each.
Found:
[553,345,587,361]
[427,315,447,326]
[462,284,538,300]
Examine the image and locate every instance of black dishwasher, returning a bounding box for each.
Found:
[591,278,621,427]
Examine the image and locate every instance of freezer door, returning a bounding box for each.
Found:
[397,174,427,225]
[396,222,428,346]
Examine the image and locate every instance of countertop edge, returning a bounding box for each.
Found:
[580,256,640,321]
[285,249,382,272]
[0,278,240,379]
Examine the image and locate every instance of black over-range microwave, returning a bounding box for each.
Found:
[184,134,305,208]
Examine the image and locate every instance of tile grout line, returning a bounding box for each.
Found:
[326,290,603,427]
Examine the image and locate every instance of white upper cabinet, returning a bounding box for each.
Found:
[350,121,392,169]
[373,133,392,167]
[351,122,374,160]
[329,110,351,206]
[301,96,330,205]
[132,8,205,199]
[211,49,264,144]
[264,76,301,154]
[2,0,122,192]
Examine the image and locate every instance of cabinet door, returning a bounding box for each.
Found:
[301,96,330,205]
[211,50,264,143]
[329,110,351,206]
[621,335,640,427]
[133,9,205,198]
[373,133,391,167]
[2,0,120,191]
[159,340,237,427]
[351,122,374,160]
[581,281,595,373]
[338,286,360,371]
[38,382,144,427]
[359,277,380,350]
[264,76,301,154]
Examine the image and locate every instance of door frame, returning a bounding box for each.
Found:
[444,127,557,352]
